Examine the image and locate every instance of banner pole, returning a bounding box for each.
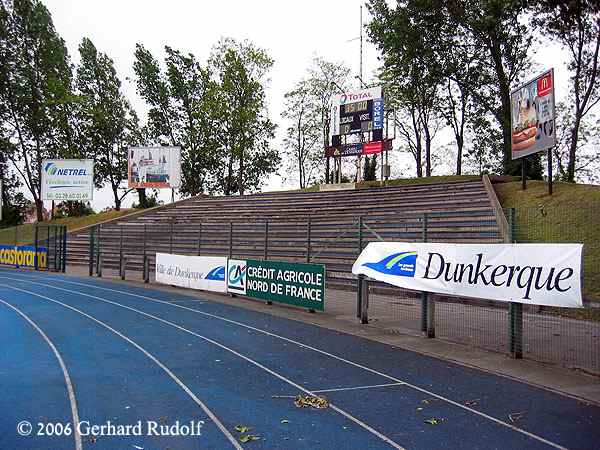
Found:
[548,147,553,195]
[521,157,527,190]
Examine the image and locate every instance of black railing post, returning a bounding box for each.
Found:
[229,222,233,259]
[421,213,435,337]
[89,226,95,276]
[143,223,148,281]
[53,226,58,271]
[507,208,523,358]
[169,221,174,254]
[197,223,202,256]
[34,226,39,271]
[96,225,102,277]
[357,216,364,319]
[45,225,50,268]
[264,219,269,261]
[119,225,124,278]
[306,218,311,263]
[61,226,67,273]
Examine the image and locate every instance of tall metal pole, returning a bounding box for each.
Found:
[359,5,363,83]
[548,148,553,195]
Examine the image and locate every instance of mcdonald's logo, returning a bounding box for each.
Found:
[537,73,553,97]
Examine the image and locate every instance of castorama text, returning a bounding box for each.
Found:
[353,242,583,308]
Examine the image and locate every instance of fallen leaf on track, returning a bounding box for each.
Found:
[240,434,260,443]
[424,418,446,425]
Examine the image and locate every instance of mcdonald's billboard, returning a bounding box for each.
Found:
[510,69,556,160]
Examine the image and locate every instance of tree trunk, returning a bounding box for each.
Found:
[113,186,121,211]
[137,188,147,208]
[456,135,463,175]
[424,125,432,177]
[35,198,44,222]
[567,117,581,182]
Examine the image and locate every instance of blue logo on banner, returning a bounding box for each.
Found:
[363,252,417,277]
[205,266,225,281]
[373,98,384,130]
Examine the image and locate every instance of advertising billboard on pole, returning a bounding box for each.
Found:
[41,159,94,201]
[128,146,181,189]
[511,69,556,160]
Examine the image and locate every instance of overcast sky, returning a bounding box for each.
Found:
[39,0,569,211]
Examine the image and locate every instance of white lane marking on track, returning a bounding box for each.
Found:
[6,274,571,450]
[311,383,404,394]
[0,298,83,450]
[3,277,405,450]
[2,284,242,450]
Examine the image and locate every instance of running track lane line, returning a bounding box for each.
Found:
[1,285,242,450]
[0,298,83,450]
[3,278,406,450]
[9,273,571,450]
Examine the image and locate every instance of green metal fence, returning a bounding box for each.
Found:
[85,207,599,374]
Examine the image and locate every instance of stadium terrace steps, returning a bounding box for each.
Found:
[65,179,504,286]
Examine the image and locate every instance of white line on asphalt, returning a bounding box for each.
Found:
[2,276,405,450]
[1,284,242,450]
[0,298,83,450]
[312,383,404,394]
[5,274,570,450]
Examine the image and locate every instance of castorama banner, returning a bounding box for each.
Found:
[353,242,583,308]
[41,159,94,201]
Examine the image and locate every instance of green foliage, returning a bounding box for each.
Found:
[53,201,95,219]
[134,38,279,197]
[132,189,161,209]
[0,0,75,221]
[531,0,600,182]
[77,37,140,210]
[208,38,279,195]
[282,57,350,188]
[362,155,378,181]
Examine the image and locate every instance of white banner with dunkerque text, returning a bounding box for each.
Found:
[352,242,583,308]
[155,253,227,293]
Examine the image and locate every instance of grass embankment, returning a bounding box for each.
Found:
[495,180,600,311]
[0,209,133,245]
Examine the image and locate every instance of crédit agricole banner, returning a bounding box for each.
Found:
[353,242,583,308]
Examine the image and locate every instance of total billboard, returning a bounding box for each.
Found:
[41,159,94,201]
[511,69,556,159]
[128,146,181,189]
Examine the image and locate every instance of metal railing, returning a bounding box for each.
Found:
[83,207,599,374]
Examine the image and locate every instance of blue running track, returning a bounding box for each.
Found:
[0,267,598,450]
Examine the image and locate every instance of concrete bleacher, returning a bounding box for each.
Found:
[66,179,503,284]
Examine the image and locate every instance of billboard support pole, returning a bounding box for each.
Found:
[548,148,553,195]
[521,157,527,190]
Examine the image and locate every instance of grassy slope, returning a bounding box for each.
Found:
[0,209,133,245]
[494,180,600,304]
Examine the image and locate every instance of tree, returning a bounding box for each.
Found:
[0,0,74,221]
[0,139,27,226]
[208,38,279,195]
[77,37,138,211]
[553,101,600,183]
[133,44,220,197]
[363,154,378,181]
[532,0,600,182]
[443,0,535,175]
[281,58,350,188]
[368,0,444,177]
[281,79,322,188]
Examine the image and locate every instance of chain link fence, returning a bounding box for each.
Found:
[84,206,599,374]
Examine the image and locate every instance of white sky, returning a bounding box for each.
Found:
[37,0,572,211]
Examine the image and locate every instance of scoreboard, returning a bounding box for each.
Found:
[330,87,384,146]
